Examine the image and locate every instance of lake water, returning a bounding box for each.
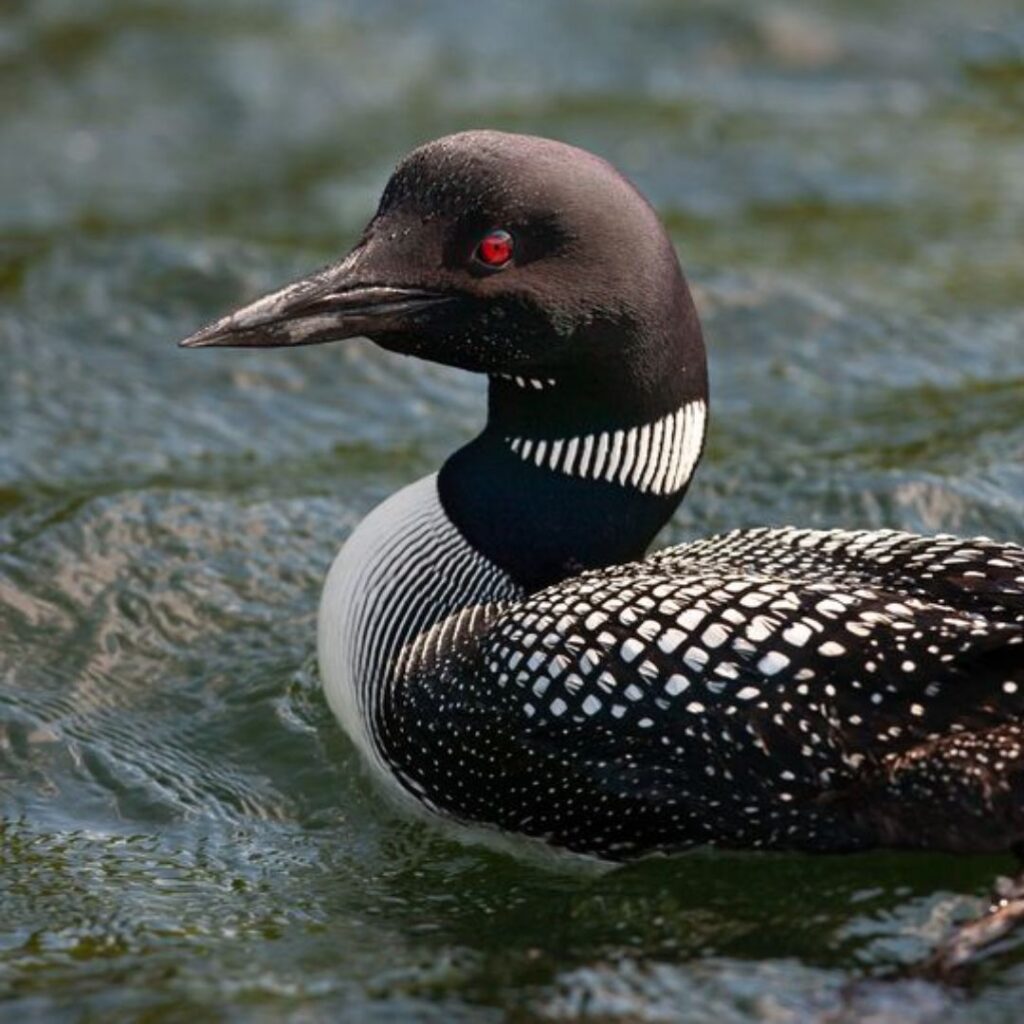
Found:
[2,1,1024,1020]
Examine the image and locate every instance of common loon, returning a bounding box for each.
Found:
[182,130,1024,862]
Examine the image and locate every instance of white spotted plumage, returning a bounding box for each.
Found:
[320,478,1024,858]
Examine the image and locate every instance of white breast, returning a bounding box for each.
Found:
[317,473,521,801]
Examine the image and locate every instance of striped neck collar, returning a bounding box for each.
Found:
[501,398,706,497]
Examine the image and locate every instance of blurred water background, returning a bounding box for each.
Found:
[2,1,1024,1020]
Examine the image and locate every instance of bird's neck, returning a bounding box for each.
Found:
[439,366,708,593]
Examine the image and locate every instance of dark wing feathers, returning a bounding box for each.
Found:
[481,553,1024,779]
[391,528,1024,855]
[472,529,1024,849]
[662,527,1024,623]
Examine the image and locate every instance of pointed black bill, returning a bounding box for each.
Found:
[179,259,453,350]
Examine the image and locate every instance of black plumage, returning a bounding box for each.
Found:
[182,130,1024,861]
[380,527,1023,858]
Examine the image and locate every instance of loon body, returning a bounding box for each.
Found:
[183,131,1024,860]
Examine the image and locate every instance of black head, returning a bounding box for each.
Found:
[182,131,709,589]
[183,132,703,417]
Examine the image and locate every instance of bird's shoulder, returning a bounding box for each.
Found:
[474,527,1024,767]
[653,526,1024,622]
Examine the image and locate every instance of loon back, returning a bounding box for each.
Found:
[320,471,1024,857]
[182,130,1024,860]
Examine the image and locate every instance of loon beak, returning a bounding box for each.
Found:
[179,255,453,350]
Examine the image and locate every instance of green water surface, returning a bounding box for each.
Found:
[2,1,1024,1020]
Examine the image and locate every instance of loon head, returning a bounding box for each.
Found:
[182,130,708,589]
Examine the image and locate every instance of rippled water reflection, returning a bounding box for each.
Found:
[2,1,1023,1019]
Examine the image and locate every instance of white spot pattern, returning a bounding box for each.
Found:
[322,482,1024,859]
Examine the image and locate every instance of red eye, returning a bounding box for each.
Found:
[475,229,514,268]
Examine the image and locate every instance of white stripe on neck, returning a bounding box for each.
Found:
[503,399,706,496]
[497,374,557,391]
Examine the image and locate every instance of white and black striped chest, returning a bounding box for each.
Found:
[317,473,523,802]
[316,391,709,803]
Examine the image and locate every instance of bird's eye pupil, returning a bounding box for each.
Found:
[476,229,514,268]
